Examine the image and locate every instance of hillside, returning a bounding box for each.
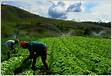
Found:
[1,4,111,38]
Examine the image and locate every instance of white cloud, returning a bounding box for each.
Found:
[1,0,111,22]
[48,0,111,22]
[48,1,67,19]
[67,2,82,12]
[91,0,111,22]
[48,1,83,19]
[19,0,50,17]
[66,0,111,22]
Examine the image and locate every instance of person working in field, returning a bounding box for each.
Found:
[20,41,48,70]
[4,39,19,58]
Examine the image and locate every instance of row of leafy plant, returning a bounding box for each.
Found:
[1,36,111,75]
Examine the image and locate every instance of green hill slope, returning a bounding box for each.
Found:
[1,4,111,38]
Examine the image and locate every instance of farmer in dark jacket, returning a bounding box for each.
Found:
[20,41,48,70]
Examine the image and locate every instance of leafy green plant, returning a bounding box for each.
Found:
[1,36,111,75]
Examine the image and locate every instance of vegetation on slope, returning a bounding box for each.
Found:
[1,4,111,38]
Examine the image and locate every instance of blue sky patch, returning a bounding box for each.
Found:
[84,2,96,12]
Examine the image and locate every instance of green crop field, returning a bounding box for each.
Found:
[1,36,111,75]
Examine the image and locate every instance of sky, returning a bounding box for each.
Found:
[1,0,111,22]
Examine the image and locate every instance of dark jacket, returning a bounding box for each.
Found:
[27,41,47,56]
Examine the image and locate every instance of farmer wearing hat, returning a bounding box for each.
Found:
[20,41,48,70]
[4,39,19,58]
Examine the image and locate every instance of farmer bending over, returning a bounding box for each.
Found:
[4,39,19,58]
[20,41,48,70]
